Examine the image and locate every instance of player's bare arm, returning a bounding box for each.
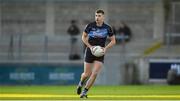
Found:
[82,31,93,49]
[104,35,116,52]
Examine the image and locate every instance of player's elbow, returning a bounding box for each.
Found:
[81,34,85,40]
[110,35,116,45]
[112,38,116,45]
[82,32,87,42]
[81,36,84,41]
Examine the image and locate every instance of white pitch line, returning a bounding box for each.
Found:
[1,94,180,99]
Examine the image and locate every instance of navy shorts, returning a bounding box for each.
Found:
[84,47,104,63]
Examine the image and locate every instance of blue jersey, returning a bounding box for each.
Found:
[84,21,114,47]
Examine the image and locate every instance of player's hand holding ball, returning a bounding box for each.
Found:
[90,46,105,57]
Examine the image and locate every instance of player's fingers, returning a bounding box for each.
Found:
[102,47,106,53]
[90,46,96,54]
[90,46,94,50]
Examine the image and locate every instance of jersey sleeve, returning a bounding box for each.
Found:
[84,24,91,34]
[108,26,114,37]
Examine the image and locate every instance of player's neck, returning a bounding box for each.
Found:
[96,22,103,27]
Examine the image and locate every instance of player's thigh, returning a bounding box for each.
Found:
[93,61,103,74]
[84,62,92,75]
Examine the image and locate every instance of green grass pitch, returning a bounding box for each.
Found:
[1,85,180,100]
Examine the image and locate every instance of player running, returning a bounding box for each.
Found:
[77,9,116,98]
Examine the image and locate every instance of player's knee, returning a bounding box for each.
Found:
[91,71,98,77]
[82,72,91,78]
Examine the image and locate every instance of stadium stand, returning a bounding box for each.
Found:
[0,0,158,62]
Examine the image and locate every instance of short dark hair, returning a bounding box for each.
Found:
[95,9,104,15]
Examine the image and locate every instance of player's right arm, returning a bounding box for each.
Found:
[82,31,93,49]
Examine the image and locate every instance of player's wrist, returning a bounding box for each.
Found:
[103,47,107,53]
[89,46,94,50]
[104,47,108,50]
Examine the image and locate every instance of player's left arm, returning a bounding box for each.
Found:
[104,35,116,52]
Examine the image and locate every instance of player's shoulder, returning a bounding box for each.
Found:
[103,22,112,29]
[88,21,96,26]
[85,21,95,28]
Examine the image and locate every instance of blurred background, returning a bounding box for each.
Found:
[0,0,180,86]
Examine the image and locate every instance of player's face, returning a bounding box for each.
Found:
[95,13,104,24]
